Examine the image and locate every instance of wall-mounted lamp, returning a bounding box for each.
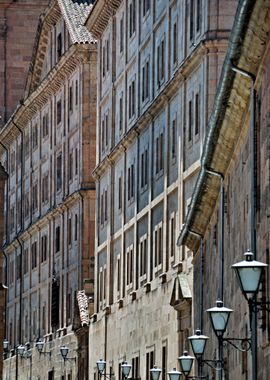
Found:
[150,366,162,380]
[3,339,9,352]
[17,344,32,359]
[60,346,76,363]
[35,340,51,358]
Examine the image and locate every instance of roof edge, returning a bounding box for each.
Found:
[177,0,256,248]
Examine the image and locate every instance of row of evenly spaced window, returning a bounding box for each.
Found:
[9,219,78,283]
[103,215,176,305]
[187,91,201,142]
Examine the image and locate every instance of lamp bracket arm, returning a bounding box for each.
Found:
[222,337,251,352]
[201,358,222,370]
[251,300,270,313]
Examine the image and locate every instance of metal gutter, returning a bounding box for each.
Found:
[177,0,256,247]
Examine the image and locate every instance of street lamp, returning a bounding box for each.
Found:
[232,251,267,300]
[35,339,51,357]
[150,366,162,380]
[188,330,208,358]
[168,368,182,380]
[3,339,9,352]
[178,351,194,377]
[206,300,233,338]
[121,361,132,378]
[60,346,76,363]
[17,344,32,359]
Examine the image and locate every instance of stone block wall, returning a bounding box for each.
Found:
[0,0,49,125]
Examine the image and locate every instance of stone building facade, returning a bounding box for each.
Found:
[85,1,238,379]
[0,165,8,378]
[0,0,50,126]
[0,1,96,379]
[178,0,270,379]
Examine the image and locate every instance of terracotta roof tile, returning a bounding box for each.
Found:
[77,290,90,326]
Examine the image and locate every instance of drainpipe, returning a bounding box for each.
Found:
[186,228,204,378]
[204,168,224,380]
[0,142,9,344]
[231,64,257,380]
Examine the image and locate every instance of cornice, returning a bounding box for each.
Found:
[0,44,95,144]
[85,0,122,39]
[93,39,227,178]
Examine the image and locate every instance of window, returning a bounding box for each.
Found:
[162,345,167,380]
[42,114,49,138]
[16,253,21,280]
[195,92,200,135]
[75,148,78,175]
[132,356,140,380]
[75,80,78,105]
[10,151,15,173]
[146,351,154,380]
[118,176,122,210]
[142,60,150,103]
[68,217,72,246]
[196,0,201,32]
[127,163,135,201]
[171,119,176,159]
[173,21,178,65]
[190,0,194,40]
[102,45,106,77]
[129,79,136,119]
[119,94,123,133]
[31,241,37,269]
[143,0,150,17]
[155,132,164,175]
[154,223,163,269]
[25,133,30,156]
[100,189,108,225]
[56,153,62,191]
[129,0,136,37]
[57,100,62,125]
[140,148,148,189]
[42,175,49,203]
[105,113,109,148]
[74,214,78,241]
[126,245,134,287]
[9,260,14,285]
[99,265,106,310]
[55,226,60,253]
[32,124,38,149]
[41,235,47,263]
[117,256,121,293]
[24,195,29,218]
[120,16,124,53]
[169,214,176,259]
[139,235,147,278]
[69,151,73,181]
[10,206,15,231]
[157,38,165,86]
[57,33,62,61]
[23,248,29,275]
[106,39,110,72]
[188,100,193,142]
[32,183,38,211]
[69,85,73,113]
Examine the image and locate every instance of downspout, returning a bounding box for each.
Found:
[186,228,204,378]
[0,141,9,344]
[231,63,257,380]
[204,169,224,302]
